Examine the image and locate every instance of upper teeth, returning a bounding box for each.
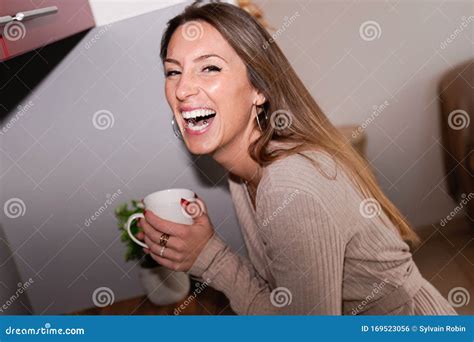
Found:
[181,109,216,120]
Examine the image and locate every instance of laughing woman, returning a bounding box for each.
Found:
[136,2,456,315]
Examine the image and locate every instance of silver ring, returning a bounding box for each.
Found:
[159,246,166,257]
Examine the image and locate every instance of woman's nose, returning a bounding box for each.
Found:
[175,72,199,101]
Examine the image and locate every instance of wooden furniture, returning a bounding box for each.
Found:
[70,279,235,315]
[0,0,95,61]
[439,59,473,225]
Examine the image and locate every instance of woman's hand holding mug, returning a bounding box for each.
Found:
[126,189,214,272]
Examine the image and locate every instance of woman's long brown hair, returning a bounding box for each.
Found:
[160,1,419,245]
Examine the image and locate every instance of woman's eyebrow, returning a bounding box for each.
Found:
[195,54,227,63]
[164,54,227,66]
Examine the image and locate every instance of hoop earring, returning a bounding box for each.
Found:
[255,104,269,132]
[171,116,183,140]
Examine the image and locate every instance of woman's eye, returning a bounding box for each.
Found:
[165,70,181,77]
[202,65,222,73]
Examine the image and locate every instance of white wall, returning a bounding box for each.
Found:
[255,0,473,227]
[89,0,236,26]
[89,0,187,26]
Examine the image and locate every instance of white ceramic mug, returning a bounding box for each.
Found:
[126,188,202,248]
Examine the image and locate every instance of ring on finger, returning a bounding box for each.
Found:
[159,233,170,247]
[159,246,166,257]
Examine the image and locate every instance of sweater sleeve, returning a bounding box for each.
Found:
[187,187,346,315]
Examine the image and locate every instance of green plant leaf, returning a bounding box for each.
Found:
[114,199,156,266]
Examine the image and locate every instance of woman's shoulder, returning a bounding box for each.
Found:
[260,148,346,197]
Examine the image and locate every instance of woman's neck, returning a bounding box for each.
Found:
[212,134,263,189]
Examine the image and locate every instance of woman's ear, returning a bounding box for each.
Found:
[254,92,266,107]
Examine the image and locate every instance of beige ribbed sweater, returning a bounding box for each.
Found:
[188,148,457,315]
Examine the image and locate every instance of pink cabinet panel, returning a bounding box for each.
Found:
[0,0,95,61]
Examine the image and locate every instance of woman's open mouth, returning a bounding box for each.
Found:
[181,108,217,135]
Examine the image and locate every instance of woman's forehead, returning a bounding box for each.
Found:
[166,21,235,62]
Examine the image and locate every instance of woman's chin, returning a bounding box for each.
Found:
[182,121,220,155]
[183,134,220,155]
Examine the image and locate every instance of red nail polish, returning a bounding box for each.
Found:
[181,198,190,206]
